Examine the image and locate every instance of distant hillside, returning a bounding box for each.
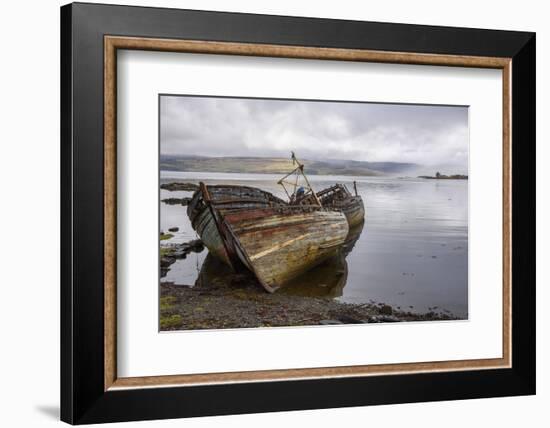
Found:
[160,155,417,177]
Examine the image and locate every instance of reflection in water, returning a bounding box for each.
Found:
[342,221,365,257]
[194,253,234,289]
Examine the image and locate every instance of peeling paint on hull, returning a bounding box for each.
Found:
[193,207,232,266]
[224,207,349,291]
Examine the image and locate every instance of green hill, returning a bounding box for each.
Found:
[160,155,416,176]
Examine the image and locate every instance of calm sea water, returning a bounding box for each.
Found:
[160,171,468,318]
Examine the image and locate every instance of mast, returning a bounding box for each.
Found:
[277,152,322,206]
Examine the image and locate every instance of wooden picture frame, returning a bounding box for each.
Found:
[61,2,535,424]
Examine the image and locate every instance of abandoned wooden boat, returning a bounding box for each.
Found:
[317,183,365,227]
[187,183,348,292]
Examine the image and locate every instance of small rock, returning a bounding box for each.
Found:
[319,319,343,325]
[172,239,204,258]
[378,304,393,315]
[162,197,192,206]
[160,257,175,268]
[160,182,198,192]
[337,315,364,324]
[168,227,179,232]
[370,315,400,323]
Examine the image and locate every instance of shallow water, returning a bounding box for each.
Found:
[160,171,468,318]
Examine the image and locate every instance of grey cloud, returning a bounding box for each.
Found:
[160,95,468,171]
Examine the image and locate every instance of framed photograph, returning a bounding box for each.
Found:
[61,2,535,424]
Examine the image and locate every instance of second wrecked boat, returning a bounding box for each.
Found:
[187,183,349,292]
[317,183,365,227]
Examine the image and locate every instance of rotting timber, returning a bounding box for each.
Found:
[187,184,286,268]
[187,183,349,292]
[317,183,365,227]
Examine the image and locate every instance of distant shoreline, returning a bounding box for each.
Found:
[418,174,468,180]
[160,155,418,177]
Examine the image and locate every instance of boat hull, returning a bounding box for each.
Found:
[192,205,233,266]
[223,207,349,292]
[316,184,365,227]
[336,196,365,228]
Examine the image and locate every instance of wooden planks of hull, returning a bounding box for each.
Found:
[192,207,233,267]
[316,184,365,227]
[336,197,365,228]
[187,184,289,273]
[223,207,349,292]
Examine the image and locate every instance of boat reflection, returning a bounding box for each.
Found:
[194,220,365,298]
[279,220,364,298]
[342,220,365,257]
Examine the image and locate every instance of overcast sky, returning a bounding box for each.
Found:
[160,95,468,171]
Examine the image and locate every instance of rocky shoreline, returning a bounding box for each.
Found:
[160,239,204,277]
[160,279,458,331]
[161,197,192,205]
[160,182,199,192]
[418,173,468,180]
